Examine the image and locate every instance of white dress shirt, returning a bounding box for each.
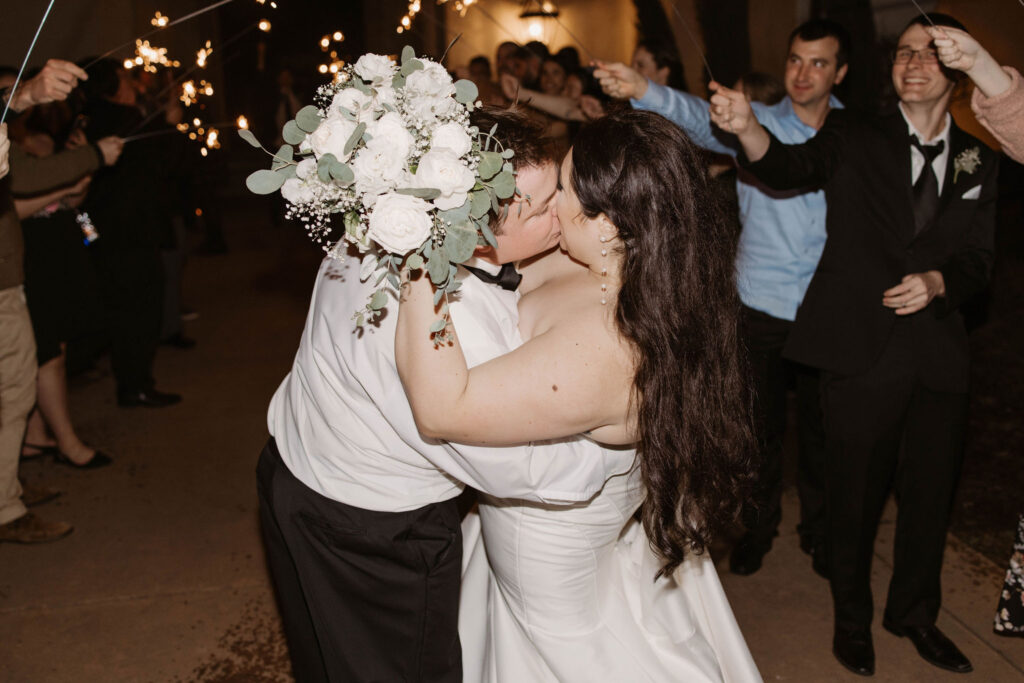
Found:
[268,255,636,512]
[899,103,952,194]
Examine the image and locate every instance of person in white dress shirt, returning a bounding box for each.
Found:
[396,109,761,682]
[259,108,641,683]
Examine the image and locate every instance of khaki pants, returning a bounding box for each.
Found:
[0,286,36,525]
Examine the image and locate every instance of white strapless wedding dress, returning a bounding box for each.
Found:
[458,463,762,682]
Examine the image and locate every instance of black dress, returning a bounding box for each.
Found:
[21,208,105,365]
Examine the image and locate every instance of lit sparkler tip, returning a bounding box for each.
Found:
[151,11,169,28]
[236,115,249,130]
[333,31,344,41]
[258,20,272,32]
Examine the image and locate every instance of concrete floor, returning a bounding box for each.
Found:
[2,211,1023,682]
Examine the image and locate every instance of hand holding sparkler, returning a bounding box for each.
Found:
[7,59,88,113]
[0,124,10,180]
[594,61,648,101]
[708,81,771,161]
[96,136,125,166]
[926,26,1013,99]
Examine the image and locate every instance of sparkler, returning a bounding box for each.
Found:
[123,39,181,73]
[317,31,347,80]
[1,0,57,125]
[196,41,213,68]
[907,0,937,28]
[665,0,716,85]
[151,12,170,27]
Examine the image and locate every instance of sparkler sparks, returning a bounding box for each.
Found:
[124,39,181,73]
[258,20,272,32]
[196,41,213,68]
[151,11,169,27]
[179,79,214,106]
[318,31,347,80]
[237,115,249,130]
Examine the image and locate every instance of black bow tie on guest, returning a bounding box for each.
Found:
[910,136,945,236]
[462,262,523,291]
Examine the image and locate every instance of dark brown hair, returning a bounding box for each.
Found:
[471,105,556,234]
[570,109,756,576]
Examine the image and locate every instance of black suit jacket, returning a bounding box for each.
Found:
[742,108,998,392]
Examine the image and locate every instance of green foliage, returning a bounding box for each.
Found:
[443,223,478,263]
[396,187,442,200]
[238,129,261,148]
[491,170,515,199]
[477,151,502,180]
[246,169,286,194]
[295,105,322,133]
[344,122,366,157]
[271,145,294,170]
[282,120,305,145]
[454,79,478,104]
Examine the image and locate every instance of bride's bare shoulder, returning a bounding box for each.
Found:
[517,248,585,295]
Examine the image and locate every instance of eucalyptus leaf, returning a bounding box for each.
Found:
[439,201,471,225]
[454,79,479,105]
[317,155,334,183]
[406,253,424,270]
[502,162,513,173]
[427,247,450,285]
[344,122,366,157]
[344,211,361,237]
[339,106,357,122]
[479,218,497,248]
[387,272,401,289]
[491,170,516,199]
[271,144,294,171]
[443,223,478,263]
[246,169,286,195]
[429,318,448,333]
[433,287,445,306]
[400,58,424,77]
[396,187,442,200]
[478,151,502,180]
[238,128,261,148]
[283,120,306,145]
[330,160,354,184]
[392,74,406,89]
[295,105,323,133]
[500,148,515,159]
[275,164,298,180]
[369,289,388,310]
[401,45,416,65]
[469,190,490,219]
[489,189,501,215]
[352,79,372,95]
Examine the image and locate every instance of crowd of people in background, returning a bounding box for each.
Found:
[0,55,211,545]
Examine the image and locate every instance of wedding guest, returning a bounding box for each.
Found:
[10,107,111,468]
[710,12,994,676]
[596,18,851,578]
[927,24,1024,639]
[927,25,1024,163]
[0,60,122,544]
[81,59,181,408]
[495,40,519,76]
[466,55,504,107]
[631,41,687,91]
[540,56,569,96]
[522,40,548,88]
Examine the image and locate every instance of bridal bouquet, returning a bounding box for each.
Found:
[241,46,517,332]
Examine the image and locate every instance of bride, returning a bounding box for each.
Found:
[396,109,760,682]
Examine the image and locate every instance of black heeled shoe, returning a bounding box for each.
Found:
[53,450,112,470]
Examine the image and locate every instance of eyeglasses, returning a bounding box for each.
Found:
[892,48,939,64]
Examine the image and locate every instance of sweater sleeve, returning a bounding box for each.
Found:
[970,66,1024,164]
[9,144,102,196]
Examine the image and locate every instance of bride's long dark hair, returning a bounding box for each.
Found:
[571,110,755,576]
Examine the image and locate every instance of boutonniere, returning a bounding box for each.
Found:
[953,147,981,183]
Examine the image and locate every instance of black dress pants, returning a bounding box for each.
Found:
[91,245,163,395]
[821,324,968,631]
[740,305,827,551]
[257,438,463,683]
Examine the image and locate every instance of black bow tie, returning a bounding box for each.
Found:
[462,262,522,291]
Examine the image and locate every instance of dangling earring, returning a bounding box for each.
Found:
[599,235,609,305]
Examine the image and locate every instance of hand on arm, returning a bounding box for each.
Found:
[708,81,770,161]
[927,26,1012,99]
[13,175,89,218]
[7,60,88,113]
[96,136,124,166]
[594,61,648,100]
[882,271,945,315]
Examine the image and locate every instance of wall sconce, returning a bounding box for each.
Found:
[519,1,559,41]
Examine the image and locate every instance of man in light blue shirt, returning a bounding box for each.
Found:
[596,19,851,577]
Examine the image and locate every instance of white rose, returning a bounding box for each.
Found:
[309,116,359,161]
[331,87,372,118]
[368,192,433,254]
[295,158,317,180]
[405,62,456,120]
[430,121,472,157]
[367,111,414,159]
[352,139,408,199]
[354,53,397,85]
[281,177,316,205]
[414,148,475,211]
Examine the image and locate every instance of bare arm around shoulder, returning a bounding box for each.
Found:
[395,270,634,446]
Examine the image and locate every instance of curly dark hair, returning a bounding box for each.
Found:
[570,109,756,576]
[470,105,556,234]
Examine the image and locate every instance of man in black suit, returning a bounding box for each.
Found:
[708,12,995,677]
